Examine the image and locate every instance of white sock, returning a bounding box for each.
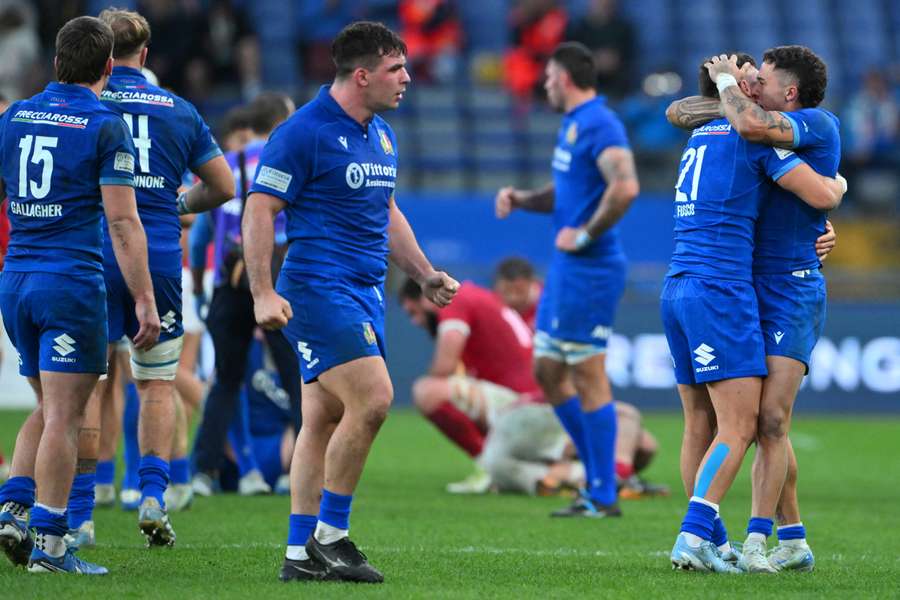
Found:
[34,533,67,558]
[314,521,348,545]
[285,545,309,560]
[746,532,767,546]
[683,532,704,548]
[718,541,732,553]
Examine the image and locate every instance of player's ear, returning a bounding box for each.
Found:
[139,46,149,67]
[354,66,370,88]
[105,56,113,77]
[785,83,799,104]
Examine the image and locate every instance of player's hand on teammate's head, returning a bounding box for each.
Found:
[816,219,836,261]
[495,186,516,219]
[704,54,741,80]
[254,290,293,330]
[133,298,161,351]
[422,271,459,307]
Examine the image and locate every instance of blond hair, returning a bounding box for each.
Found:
[99,8,151,59]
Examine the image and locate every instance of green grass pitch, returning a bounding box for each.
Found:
[1,408,898,598]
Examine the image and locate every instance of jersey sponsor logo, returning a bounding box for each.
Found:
[134,175,166,189]
[101,89,175,107]
[338,136,348,150]
[52,333,77,363]
[114,151,135,174]
[773,331,785,344]
[161,311,177,333]
[693,343,718,373]
[363,322,377,345]
[565,122,578,145]
[551,147,572,172]
[377,128,394,155]
[774,147,795,160]
[9,201,62,218]
[11,110,89,129]
[297,341,319,370]
[345,162,397,190]
[691,123,731,137]
[255,166,293,193]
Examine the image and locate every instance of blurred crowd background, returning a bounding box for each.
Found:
[0,0,897,409]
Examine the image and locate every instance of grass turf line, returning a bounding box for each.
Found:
[1,409,898,598]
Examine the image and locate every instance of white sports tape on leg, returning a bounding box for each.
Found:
[130,336,184,381]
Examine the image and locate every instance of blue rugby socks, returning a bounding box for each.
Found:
[581,403,617,506]
[315,489,352,544]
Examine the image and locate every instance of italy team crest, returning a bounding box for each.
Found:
[363,322,377,345]
[565,122,578,145]
[378,129,394,155]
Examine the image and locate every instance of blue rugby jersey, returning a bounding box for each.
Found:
[248,86,398,286]
[551,96,629,264]
[753,108,841,274]
[0,82,135,275]
[666,119,804,282]
[101,66,222,278]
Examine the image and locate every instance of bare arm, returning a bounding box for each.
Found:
[585,147,640,237]
[242,191,293,329]
[665,96,722,130]
[776,164,845,211]
[179,155,236,214]
[101,184,159,349]
[389,197,459,307]
[429,329,467,377]
[719,85,795,148]
[495,182,555,217]
[555,147,639,251]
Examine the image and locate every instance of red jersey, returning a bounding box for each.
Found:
[436,282,540,395]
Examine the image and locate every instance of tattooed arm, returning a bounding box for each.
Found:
[665,96,722,130]
[718,85,795,148]
[584,147,640,237]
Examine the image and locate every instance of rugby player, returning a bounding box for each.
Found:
[242,22,458,583]
[0,16,159,574]
[662,53,844,573]
[399,277,541,494]
[495,42,640,518]
[71,8,233,548]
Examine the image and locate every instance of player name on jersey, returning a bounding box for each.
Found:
[8,201,63,218]
[133,175,166,189]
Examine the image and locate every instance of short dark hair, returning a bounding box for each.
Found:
[698,52,756,99]
[332,21,407,78]
[220,105,251,137]
[762,45,827,108]
[246,92,293,135]
[55,16,114,85]
[398,276,422,302]
[495,257,535,282]
[550,42,596,90]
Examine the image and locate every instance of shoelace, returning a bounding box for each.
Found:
[336,538,368,563]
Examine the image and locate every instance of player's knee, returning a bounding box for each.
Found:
[412,376,444,414]
[758,408,790,441]
[615,401,640,424]
[363,394,392,431]
[131,337,184,382]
